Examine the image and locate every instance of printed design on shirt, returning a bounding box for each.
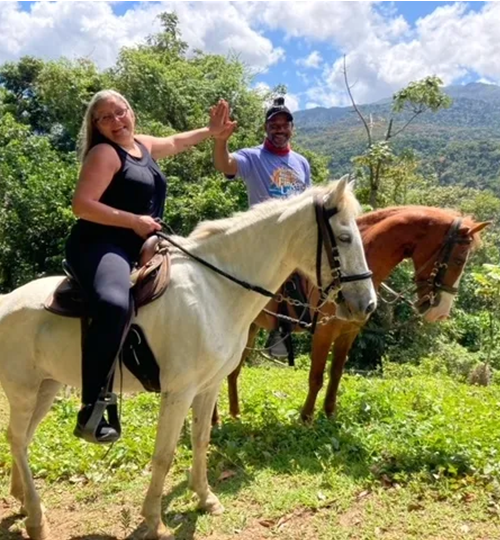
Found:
[269,167,305,198]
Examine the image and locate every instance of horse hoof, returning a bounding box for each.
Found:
[200,494,225,516]
[26,517,50,540]
[143,523,174,540]
[144,534,174,540]
[300,413,313,424]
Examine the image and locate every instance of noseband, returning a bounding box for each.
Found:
[314,196,373,306]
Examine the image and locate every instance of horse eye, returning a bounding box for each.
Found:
[454,258,466,266]
[338,233,352,243]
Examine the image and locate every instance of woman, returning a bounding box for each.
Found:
[66,89,228,444]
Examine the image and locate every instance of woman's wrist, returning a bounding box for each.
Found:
[127,213,140,231]
[205,125,216,138]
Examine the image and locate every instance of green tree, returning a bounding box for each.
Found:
[0,114,77,291]
[0,56,106,150]
[344,64,452,208]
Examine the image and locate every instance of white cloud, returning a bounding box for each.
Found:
[283,93,299,113]
[0,1,284,72]
[296,51,323,69]
[2,2,500,110]
[477,78,497,85]
[253,81,271,96]
[275,1,500,107]
[252,2,412,53]
[296,71,309,84]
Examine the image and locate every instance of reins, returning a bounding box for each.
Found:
[155,227,277,298]
[155,195,373,332]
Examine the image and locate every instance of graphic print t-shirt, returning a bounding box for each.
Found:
[229,145,311,206]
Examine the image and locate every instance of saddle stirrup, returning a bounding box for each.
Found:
[77,392,121,444]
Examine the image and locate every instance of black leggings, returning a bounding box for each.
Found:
[65,239,137,405]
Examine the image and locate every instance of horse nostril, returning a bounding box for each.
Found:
[365,300,376,315]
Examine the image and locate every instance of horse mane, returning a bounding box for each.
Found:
[358,205,482,249]
[189,180,361,242]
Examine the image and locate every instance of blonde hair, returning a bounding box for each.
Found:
[77,89,134,162]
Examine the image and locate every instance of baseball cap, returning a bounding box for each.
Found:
[265,97,294,122]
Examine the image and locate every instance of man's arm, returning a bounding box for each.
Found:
[213,138,238,176]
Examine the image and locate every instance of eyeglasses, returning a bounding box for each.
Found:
[94,107,129,126]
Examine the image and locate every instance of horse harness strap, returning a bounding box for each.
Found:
[312,197,373,333]
[155,231,277,299]
[414,218,468,308]
[380,218,470,310]
[314,197,373,299]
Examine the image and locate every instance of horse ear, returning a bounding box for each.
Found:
[326,174,350,207]
[465,222,491,236]
[336,174,349,197]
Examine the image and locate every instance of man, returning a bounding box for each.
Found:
[213,97,312,358]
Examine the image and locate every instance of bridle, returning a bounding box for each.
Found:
[380,218,472,312]
[313,196,373,306]
[155,196,372,328]
[413,218,471,311]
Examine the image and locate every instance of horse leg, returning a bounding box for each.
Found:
[10,379,62,514]
[301,325,335,423]
[141,391,194,540]
[227,323,259,419]
[6,380,60,540]
[190,384,224,514]
[211,401,220,426]
[324,332,358,418]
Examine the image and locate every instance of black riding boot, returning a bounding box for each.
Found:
[74,393,121,444]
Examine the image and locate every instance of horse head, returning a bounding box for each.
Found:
[410,216,489,322]
[309,176,377,323]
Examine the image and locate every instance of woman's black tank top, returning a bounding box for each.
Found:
[70,139,167,254]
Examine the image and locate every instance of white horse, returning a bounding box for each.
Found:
[0,178,376,540]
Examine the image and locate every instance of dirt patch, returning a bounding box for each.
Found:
[1,496,321,540]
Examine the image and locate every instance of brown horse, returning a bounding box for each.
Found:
[213,206,489,423]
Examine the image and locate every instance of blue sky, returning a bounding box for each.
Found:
[4,2,499,110]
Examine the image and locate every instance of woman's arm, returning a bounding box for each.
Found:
[137,127,212,161]
[137,99,235,161]
[72,144,160,238]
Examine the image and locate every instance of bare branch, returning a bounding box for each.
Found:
[343,55,371,146]
[384,118,393,141]
[390,111,421,139]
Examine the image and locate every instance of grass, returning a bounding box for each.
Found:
[1,361,500,539]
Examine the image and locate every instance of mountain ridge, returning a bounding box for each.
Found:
[293,82,500,196]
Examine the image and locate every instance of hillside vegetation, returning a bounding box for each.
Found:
[295,82,500,196]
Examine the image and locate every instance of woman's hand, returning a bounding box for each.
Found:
[132,215,162,239]
[209,100,237,140]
